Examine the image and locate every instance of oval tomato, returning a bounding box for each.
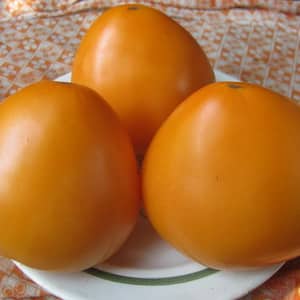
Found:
[142,82,300,269]
[72,4,215,155]
[0,81,140,271]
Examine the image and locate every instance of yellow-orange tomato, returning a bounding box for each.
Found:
[72,4,215,155]
[142,82,300,270]
[0,81,140,271]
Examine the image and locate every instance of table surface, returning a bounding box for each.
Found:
[1,1,300,299]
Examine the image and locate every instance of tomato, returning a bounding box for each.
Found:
[142,82,300,269]
[0,81,140,271]
[72,4,215,155]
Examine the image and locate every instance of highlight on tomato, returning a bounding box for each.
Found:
[143,82,300,270]
[0,81,140,271]
[72,3,215,155]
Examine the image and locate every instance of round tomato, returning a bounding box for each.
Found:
[142,82,300,269]
[0,81,140,271]
[72,4,215,155]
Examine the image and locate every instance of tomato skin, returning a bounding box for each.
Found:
[72,4,215,155]
[0,81,140,271]
[142,82,300,270]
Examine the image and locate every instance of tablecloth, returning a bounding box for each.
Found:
[1,0,300,299]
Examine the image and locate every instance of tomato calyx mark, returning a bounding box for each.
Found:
[128,6,139,10]
[228,83,242,89]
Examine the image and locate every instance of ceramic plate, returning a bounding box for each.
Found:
[15,70,283,300]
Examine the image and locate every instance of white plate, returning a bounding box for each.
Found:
[16,70,283,300]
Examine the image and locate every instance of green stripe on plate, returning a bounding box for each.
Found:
[84,267,219,286]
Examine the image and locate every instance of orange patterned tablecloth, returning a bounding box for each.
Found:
[1,0,300,299]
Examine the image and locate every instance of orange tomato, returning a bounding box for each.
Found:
[72,4,215,155]
[0,81,140,271]
[142,82,300,270]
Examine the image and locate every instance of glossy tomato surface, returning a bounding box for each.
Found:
[142,82,300,270]
[72,4,215,155]
[0,81,140,271]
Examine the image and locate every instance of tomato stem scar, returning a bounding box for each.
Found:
[228,83,242,89]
